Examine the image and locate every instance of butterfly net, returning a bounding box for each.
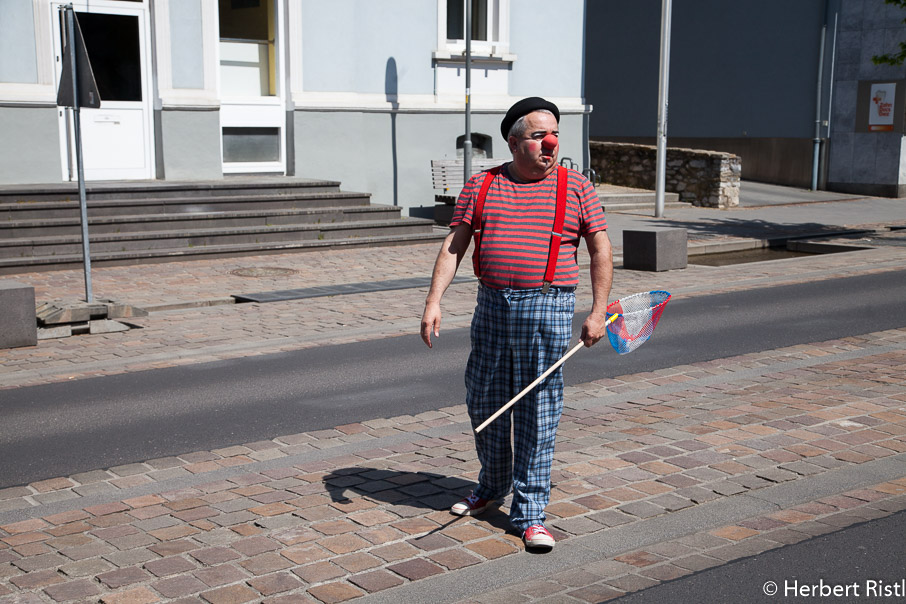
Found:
[605,291,671,355]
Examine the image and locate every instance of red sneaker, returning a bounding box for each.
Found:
[523,524,555,549]
[450,493,494,516]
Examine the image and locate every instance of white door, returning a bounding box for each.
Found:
[218,0,286,174]
[54,1,153,181]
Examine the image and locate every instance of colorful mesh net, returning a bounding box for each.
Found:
[605,290,671,355]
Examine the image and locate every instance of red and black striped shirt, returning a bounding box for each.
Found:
[450,164,607,290]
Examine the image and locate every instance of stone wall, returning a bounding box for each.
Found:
[589,141,741,209]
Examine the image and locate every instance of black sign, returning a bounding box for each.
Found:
[56,10,101,109]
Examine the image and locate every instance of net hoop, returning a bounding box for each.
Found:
[605,290,671,355]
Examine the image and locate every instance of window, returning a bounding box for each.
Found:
[446,0,488,41]
[437,0,509,57]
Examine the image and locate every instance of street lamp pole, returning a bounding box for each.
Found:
[654,0,672,218]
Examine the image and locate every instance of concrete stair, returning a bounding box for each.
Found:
[0,178,442,274]
[596,187,685,213]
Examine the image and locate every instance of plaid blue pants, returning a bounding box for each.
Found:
[466,284,575,532]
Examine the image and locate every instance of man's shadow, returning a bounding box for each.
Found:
[322,468,515,536]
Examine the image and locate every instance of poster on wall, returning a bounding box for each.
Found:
[869,82,896,132]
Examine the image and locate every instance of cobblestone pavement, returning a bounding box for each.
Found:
[1,204,905,602]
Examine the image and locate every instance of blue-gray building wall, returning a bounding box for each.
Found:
[294,0,590,215]
[510,0,586,99]
[0,1,38,84]
[168,0,206,90]
[301,0,437,95]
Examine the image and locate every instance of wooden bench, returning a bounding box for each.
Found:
[431,158,507,205]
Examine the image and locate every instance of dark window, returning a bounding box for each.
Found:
[74,12,142,102]
[447,0,488,41]
[222,127,281,163]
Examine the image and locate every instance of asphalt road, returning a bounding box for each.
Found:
[1,269,905,488]
[612,510,906,604]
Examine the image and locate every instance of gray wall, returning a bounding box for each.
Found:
[168,0,205,89]
[827,0,906,196]
[293,110,586,216]
[584,0,827,139]
[510,0,586,98]
[0,107,62,184]
[0,0,38,83]
[159,109,223,180]
[301,0,436,94]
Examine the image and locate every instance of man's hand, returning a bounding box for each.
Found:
[420,224,472,349]
[421,302,442,348]
[580,313,609,347]
[582,229,613,347]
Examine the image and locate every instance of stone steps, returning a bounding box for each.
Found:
[0,177,441,272]
[0,230,445,274]
[0,205,399,238]
[0,191,372,221]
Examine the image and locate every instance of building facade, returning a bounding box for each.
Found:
[585,0,906,197]
[0,0,591,216]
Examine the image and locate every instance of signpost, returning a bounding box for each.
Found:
[56,5,100,303]
[463,0,472,184]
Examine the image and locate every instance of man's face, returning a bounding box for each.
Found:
[508,111,559,181]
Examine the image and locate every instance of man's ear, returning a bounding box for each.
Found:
[507,135,517,153]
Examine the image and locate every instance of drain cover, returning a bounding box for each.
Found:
[230,267,298,277]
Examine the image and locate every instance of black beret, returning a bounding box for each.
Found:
[500,97,560,140]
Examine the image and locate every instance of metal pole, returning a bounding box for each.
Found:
[463,0,472,184]
[66,6,93,302]
[654,0,672,218]
[811,24,827,191]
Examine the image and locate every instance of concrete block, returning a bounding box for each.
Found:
[623,228,688,272]
[38,325,72,340]
[89,319,130,334]
[0,280,37,348]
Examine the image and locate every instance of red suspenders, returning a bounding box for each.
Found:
[471,165,568,294]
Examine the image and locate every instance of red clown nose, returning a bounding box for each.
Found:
[541,134,558,151]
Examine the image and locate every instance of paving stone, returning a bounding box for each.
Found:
[306,582,365,604]
[614,551,665,568]
[551,516,605,535]
[349,569,406,593]
[638,563,693,581]
[231,536,279,556]
[239,552,295,577]
[59,557,115,577]
[200,584,260,604]
[282,544,332,565]
[144,555,197,577]
[672,553,724,572]
[604,573,660,592]
[566,583,625,602]
[707,537,783,561]
[97,566,151,589]
[43,578,102,602]
[151,575,209,599]
[294,561,346,583]
[10,569,66,590]
[618,501,666,519]
[194,563,249,587]
[388,557,445,580]
[465,537,519,560]
[98,586,161,604]
[588,509,635,527]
